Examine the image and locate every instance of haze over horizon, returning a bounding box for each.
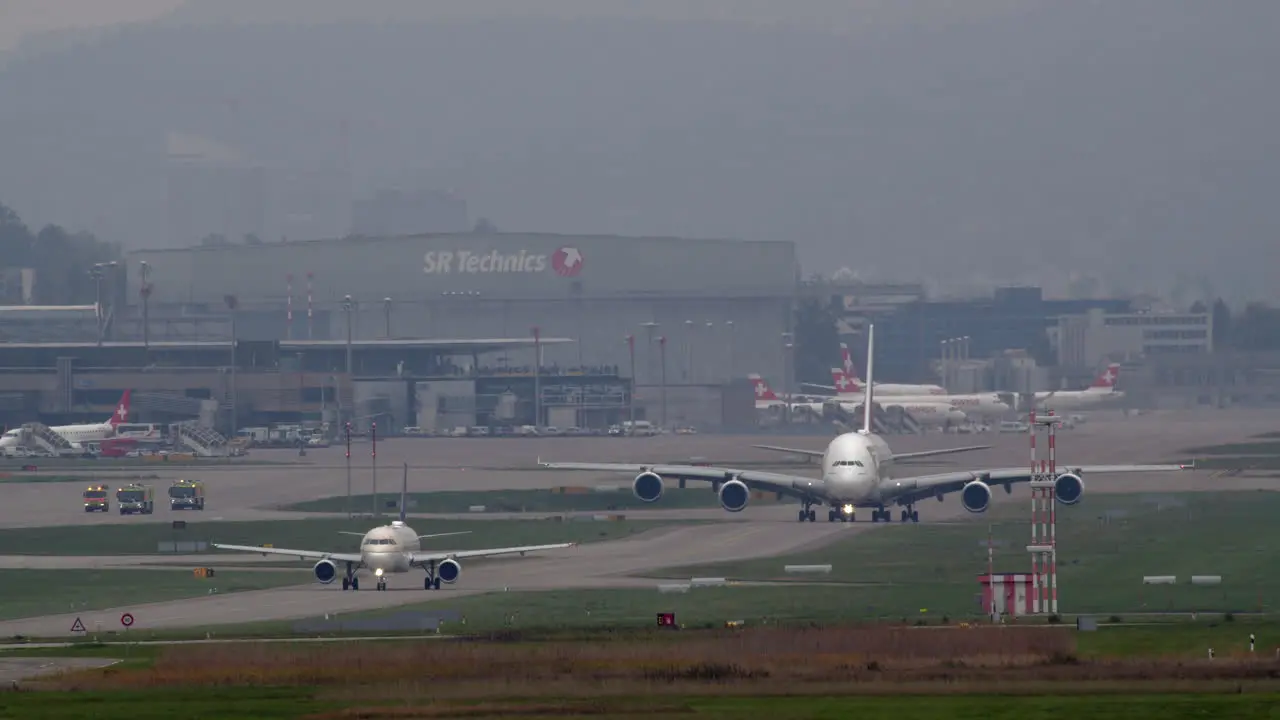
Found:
[1,0,1276,303]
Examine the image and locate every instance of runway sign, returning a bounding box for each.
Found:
[656,612,676,627]
[70,617,85,633]
[121,613,134,628]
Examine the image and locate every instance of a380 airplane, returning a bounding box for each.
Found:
[543,325,1189,524]
[0,390,132,450]
[212,464,576,591]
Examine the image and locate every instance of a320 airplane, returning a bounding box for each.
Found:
[0,390,132,450]
[804,343,948,396]
[752,373,966,429]
[1031,364,1124,411]
[542,325,1189,524]
[212,464,576,591]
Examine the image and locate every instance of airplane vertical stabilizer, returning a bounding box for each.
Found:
[861,324,875,434]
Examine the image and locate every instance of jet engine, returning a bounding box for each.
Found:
[633,471,664,503]
[717,479,750,513]
[437,558,461,584]
[313,559,337,584]
[960,480,992,513]
[1054,473,1084,505]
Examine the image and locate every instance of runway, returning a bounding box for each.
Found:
[0,407,1272,638]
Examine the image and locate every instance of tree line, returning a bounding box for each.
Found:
[0,202,121,305]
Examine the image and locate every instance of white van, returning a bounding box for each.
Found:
[622,420,658,437]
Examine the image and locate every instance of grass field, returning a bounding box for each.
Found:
[4,688,1278,720]
[1182,440,1280,456]
[0,569,310,622]
[0,517,669,556]
[652,491,1280,618]
[284,486,790,514]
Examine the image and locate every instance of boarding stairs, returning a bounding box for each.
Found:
[20,422,76,454]
[173,422,229,457]
[822,402,919,435]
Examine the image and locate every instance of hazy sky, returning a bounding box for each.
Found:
[1,1,1276,302]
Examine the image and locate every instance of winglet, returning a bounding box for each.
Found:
[400,462,409,522]
[861,324,875,435]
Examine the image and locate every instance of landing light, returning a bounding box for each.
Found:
[841,504,854,515]
[375,568,384,577]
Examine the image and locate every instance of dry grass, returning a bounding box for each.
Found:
[46,625,1280,698]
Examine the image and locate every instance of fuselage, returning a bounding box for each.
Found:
[0,422,113,449]
[818,431,895,507]
[867,383,947,397]
[1032,388,1123,411]
[840,392,1009,416]
[831,400,965,427]
[358,521,423,574]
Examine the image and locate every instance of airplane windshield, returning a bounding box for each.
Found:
[362,538,397,546]
[168,486,196,498]
[832,460,866,467]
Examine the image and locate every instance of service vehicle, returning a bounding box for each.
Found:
[83,484,110,512]
[116,483,155,515]
[168,479,205,510]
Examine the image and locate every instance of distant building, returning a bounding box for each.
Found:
[1052,308,1213,370]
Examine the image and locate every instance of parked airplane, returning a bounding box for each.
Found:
[0,390,131,450]
[749,374,825,413]
[827,368,1011,417]
[543,325,1189,524]
[212,464,577,591]
[804,343,947,396]
[1032,364,1124,411]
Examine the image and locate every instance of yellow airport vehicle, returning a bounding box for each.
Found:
[116,483,155,515]
[168,479,205,511]
[83,484,110,513]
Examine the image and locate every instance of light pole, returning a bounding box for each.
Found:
[224,294,239,434]
[342,295,355,376]
[704,321,714,384]
[781,332,794,425]
[625,334,636,428]
[640,322,659,383]
[371,421,378,517]
[684,319,694,383]
[139,260,152,349]
[383,297,393,338]
[344,421,352,518]
[531,326,542,427]
[940,338,950,390]
[726,320,735,380]
[657,335,668,429]
[90,261,117,345]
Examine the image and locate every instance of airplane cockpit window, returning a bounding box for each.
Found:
[833,460,866,468]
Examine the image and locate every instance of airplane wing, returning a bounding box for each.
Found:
[890,445,992,462]
[881,463,1190,506]
[410,542,577,565]
[752,444,825,458]
[752,444,991,462]
[538,461,830,502]
[210,543,362,563]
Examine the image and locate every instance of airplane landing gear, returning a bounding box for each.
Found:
[341,562,359,591]
[423,561,443,590]
[797,502,817,523]
[899,507,920,523]
[871,508,895,523]
[376,578,387,591]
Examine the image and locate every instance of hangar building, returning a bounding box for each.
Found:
[125,232,799,387]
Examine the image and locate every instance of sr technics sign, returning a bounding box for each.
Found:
[423,247,583,276]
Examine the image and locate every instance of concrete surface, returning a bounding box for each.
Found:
[0,407,1273,638]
